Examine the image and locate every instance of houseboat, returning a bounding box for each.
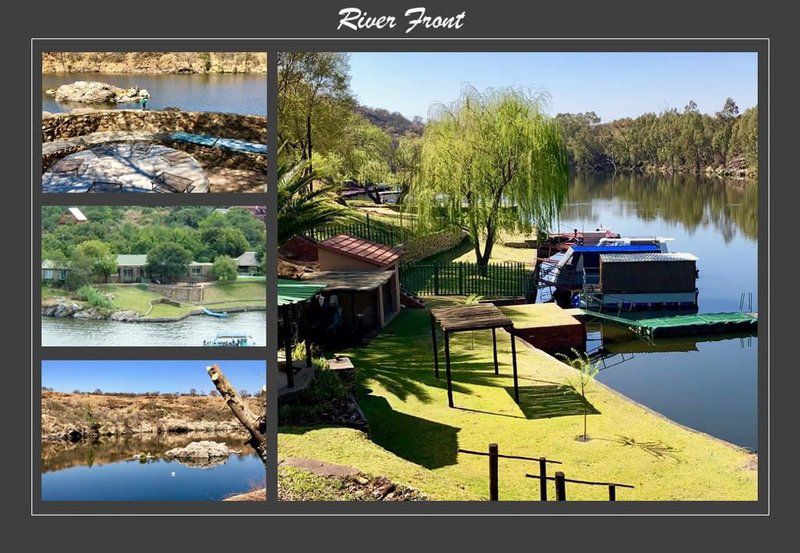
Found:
[580,252,699,311]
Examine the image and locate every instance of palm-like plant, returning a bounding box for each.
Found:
[556,348,600,442]
[277,153,344,246]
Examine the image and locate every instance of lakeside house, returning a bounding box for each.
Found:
[301,234,403,331]
[41,259,70,283]
[235,251,261,274]
[114,254,214,283]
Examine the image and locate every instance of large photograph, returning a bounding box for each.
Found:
[276,52,758,501]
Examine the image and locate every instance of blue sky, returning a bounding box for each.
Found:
[349,52,758,122]
[42,360,266,394]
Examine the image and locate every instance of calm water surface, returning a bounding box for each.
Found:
[559,173,758,449]
[43,73,266,115]
[42,433,264,501]
[42,310,266,347]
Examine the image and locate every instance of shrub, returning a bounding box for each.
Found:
[212,256,238,282]
[76,285,113,309]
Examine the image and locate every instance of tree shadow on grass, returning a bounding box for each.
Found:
[359,394,460,469]
[594,435,684,462]
[508,385,601,420]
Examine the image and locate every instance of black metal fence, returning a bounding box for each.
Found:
[401,261,535,298]
[305,213,404,247]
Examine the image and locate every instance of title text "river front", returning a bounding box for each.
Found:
[337,7,466,34]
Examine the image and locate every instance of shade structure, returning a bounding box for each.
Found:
[278,279,326,306]
[430,304,519,409]
[278,279,326,388]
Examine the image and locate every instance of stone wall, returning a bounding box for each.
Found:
[42,109,267,143]
[148,284,204,303]
[401,228,467,264]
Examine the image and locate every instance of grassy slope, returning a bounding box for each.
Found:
[43,281,266,319]
[279,308,757,501]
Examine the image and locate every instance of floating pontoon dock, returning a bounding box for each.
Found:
[578,310,758,339]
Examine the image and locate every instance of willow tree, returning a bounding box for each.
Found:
[409,86,569,267]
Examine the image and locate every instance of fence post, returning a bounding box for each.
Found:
[458,262,464,296]
[489,443,499,501]
[555,471,566,501]
[608,484,616,501]
[434,264,440,296]
[366,212,371,241]
[539,458,548,501]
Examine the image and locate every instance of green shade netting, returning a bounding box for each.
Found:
[278,278,325,306]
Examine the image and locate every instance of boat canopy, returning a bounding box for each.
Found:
[570,245,662,254]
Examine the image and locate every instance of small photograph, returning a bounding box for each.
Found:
[276,52,758,502]
[40,206,266,347]
[40,360,266,501]
[41,52,267,193]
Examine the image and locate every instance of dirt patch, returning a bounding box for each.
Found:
[278,465,425,501]
[206,168,266,193]
[281,457,360,477]
[224,488,267,502]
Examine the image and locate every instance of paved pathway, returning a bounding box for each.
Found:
[42,142,210,193]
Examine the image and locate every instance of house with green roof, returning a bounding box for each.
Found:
[114,254,214,283]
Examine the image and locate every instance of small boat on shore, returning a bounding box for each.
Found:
[203,334,255,347]
[201,308,228,318]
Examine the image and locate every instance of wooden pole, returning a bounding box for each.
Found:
[608,484,616,501]
[555,471,566,501]
[539,457,548,501]
[492,327,499,375]
[430,312,439,379]
[489,443,499,501]
[206,364,266,464]
[284,306,294,388]
[509,325,519,403]
[303,304,312,368]
[444,330,454,408]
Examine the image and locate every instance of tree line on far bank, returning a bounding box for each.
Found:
[556,99,758,175]
[41,206,266,289]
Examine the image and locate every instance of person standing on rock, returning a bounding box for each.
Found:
[141,92,149,110]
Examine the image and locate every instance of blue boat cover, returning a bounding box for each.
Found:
[570,245,661,253]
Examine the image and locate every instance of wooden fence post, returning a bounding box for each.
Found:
[539,458,548,501]
[489,443,499,501]
[608,484,616,501]
[434,263,440,296]
[555,471,566,501]
[458,262,464,296]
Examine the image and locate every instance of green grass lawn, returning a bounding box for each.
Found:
[45,281,266,319]
[279,308,757,501]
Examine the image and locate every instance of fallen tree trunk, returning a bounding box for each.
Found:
[206,364,266,465]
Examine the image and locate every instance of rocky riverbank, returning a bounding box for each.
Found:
[41,297,265,323]
[42,52,266,74]
[41,391,263,442]
[46,81,149,105]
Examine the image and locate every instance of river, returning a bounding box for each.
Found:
[559,173,758,450]
[42,73,266,115]
[41,433,264,501]
[41,310,266,347]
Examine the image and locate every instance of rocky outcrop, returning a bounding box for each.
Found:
[41,301,82,318]
[42,52,266,74]
[46,81,149,105]
[164,441,237,460]
[42,109,267,143]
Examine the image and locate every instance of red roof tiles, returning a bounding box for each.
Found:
[317,234,402,268]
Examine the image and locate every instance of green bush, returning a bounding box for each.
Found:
[136,283,149,290]
[212,256,238,282]
[76,285,113,309]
